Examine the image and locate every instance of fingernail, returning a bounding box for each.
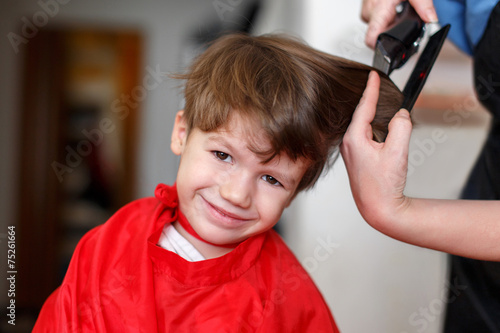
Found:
[426,8,438,23]
[398,109,410,119]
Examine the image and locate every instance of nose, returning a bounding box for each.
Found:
[219,169,252,209]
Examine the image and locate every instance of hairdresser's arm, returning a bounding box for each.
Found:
[341,72,500,261]
[362,0,438,48]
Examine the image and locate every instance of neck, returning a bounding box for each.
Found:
[172,221,235,259]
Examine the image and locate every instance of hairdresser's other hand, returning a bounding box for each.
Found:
[341,71,412,231]
[361,0,438,48]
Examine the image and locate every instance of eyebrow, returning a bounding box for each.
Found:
[207,133,274,159]
[206,134,233,151]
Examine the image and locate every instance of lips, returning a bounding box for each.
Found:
[200,196,255,226]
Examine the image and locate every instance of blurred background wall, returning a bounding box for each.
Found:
[0,0,490,332]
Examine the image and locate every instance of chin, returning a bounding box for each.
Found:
[197,227,250,246]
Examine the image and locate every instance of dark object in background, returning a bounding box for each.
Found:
[372,1,450,113]
[13,29,142,328]
[444,3,500,332]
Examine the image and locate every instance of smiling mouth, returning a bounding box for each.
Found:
[211,203,247,221]
[202,197,253,223]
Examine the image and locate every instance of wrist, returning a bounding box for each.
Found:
[360,194,414,238]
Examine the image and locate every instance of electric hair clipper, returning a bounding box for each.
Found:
[372,1,450,111]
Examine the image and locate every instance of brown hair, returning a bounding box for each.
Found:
[173,33,403,193]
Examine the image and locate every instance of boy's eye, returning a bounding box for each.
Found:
[214,151,232,162]
[262,175,281,186]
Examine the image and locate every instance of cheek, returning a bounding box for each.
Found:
[256,190,290,224]
[177,152,222,189]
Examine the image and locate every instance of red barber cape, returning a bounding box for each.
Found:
[33,184,339,332]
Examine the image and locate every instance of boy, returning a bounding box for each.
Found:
[34,33,402,332]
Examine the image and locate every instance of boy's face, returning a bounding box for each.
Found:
[171,111,309,246]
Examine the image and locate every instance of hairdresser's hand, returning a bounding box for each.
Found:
[362,0,438,48]
[341,72,413,230]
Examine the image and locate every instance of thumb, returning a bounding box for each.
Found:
[385,109,413,151]
[409,0,438,23]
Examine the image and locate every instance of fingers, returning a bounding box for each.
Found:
[351,71,380,127]
[385,109,413,152]
[360,0,376,23]
[364,0,438,48]
[364,0,400,48]
[342,72,380,152]
[408,0,438,23]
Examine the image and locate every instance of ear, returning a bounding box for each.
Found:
[171,110,188,156]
